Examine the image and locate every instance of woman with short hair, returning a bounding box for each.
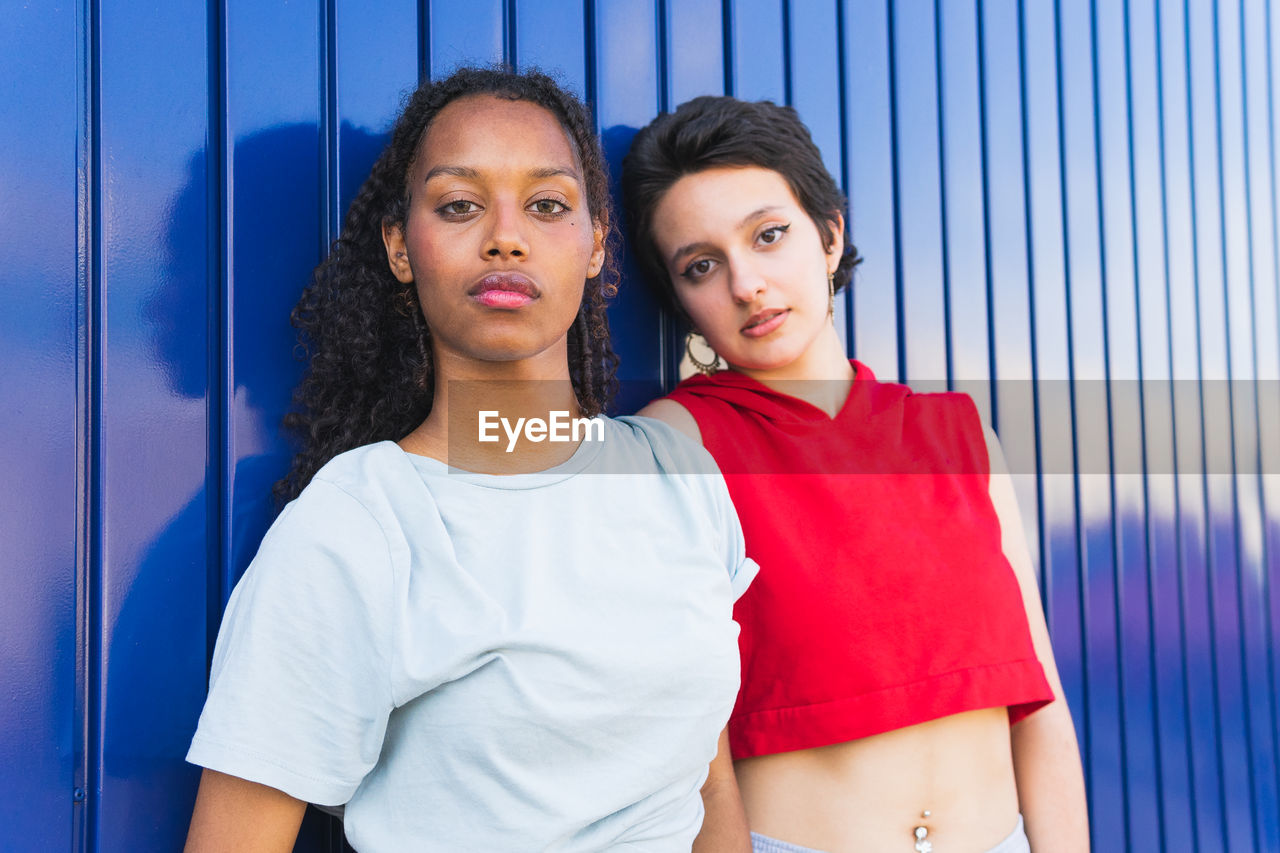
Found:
[623,95,1089,853]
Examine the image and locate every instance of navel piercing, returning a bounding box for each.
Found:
[913,811,933,853]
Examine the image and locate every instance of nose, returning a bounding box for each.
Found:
[726,258,767,303]
[482,198,530,260]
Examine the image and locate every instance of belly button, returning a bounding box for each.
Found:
[913,811,933,853]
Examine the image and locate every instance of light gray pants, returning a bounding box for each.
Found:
[750,815,1030,853]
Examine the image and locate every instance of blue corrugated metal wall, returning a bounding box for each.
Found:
[3,1,1278,850]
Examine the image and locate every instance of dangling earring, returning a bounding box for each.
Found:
[827,271,836,319]
[685,333,721,376]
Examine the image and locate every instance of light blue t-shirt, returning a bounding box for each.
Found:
[188,416,757,852]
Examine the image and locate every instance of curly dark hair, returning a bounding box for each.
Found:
[621,95,861,323]
[276,66,619,503]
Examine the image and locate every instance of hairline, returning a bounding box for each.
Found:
[404,94,595,220]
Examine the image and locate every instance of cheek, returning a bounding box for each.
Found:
[765,244,825,298]
[676,288,725,333]
[405,224,455,270]
[544,226,598,291]
[564,221,598,264]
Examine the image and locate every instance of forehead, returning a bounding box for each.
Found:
[652,166,800,244]
[663,166,796,211]
[415,94,581,176]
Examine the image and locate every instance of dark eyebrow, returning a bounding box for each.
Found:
[668,206,788,265]
[422,165,481,183]
[736,205,785,230]
[669,241,716,267]
[529,166,581,181]
[422,165,581,183]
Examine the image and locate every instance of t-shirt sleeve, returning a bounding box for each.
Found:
[626,415,760,600]
[187,479,397,805]
[707,472,759,601]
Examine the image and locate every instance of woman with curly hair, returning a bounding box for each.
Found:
[184,68,757,852]
[622,96,1089,853]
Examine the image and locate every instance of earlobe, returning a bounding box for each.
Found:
[382,221,415,284]
[824,212,846,274]
[586,221,606,278]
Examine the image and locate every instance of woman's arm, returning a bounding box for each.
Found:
[985,429,1091,851]
[185,769,307,853]
[638,402,749,849]
[693,728,752,853]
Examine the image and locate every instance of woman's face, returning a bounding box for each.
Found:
[383,95,605,368]
[649,166,842,373]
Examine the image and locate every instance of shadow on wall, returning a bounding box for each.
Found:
[600,122,671,411]
[112,122,385,851]
[152,120,389,592]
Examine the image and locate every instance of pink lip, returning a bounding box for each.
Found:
[469,273,540,309]
[740,308,789,338]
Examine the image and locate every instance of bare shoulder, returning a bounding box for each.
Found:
[981,425,1008,475]
[633,398,703,445]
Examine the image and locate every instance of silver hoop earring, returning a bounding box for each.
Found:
[685,333,721,376]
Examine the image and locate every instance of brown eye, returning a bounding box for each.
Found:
[681,258,716,280]
[437,199,480,217]
[529,198,568,215]
[757,224,790,245]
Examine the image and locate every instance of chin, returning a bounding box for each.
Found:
[470,331,572,363]
[472,343,551,362]
[729,343,807,373]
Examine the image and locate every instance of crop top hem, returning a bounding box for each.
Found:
[728,657,1053,759]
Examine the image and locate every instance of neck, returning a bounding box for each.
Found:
[401,343,589,473]
[731,324,855,417]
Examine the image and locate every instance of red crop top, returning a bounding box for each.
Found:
[665,361,1053,759]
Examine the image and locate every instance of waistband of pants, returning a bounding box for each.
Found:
[749,814,1028,853]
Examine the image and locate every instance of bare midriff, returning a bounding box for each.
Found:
[734,707,1020,853]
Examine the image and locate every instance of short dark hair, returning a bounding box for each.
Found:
[276,66,618,503]
[621,96,860,321]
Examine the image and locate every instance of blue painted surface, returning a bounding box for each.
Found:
[841,0,899,379]
[728,0,785,103]
[665,0,725,106]
[1129,2,1196,843]
[3,0,1279,850]
[1057,0,1126,843]
[595,0,664,407]
[1186,0,1253,847]
[430,0,506,77]
[1020,0,1089,799]
[979,0,1040,556]
[0,3,79,850]
[93,3,213,850]
[890,0,948,385]
[937,0,991,408]
[1093,0,1159,844]
[514,0,588,95]
[1218,2,1280,848]
[1156,1,1219,848]
[1123,1,1185,847]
